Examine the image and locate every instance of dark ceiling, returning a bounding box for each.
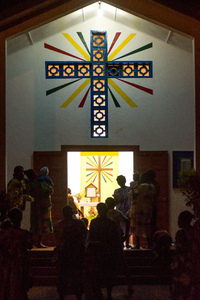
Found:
[1,0,200,22]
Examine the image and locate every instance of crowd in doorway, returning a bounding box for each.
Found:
[0,166,200,299]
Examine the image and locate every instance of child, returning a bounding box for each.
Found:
[38,166,54,187]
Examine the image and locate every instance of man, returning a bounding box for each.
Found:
[8,165,25,186]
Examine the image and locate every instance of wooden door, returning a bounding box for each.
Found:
[34,150,67,224]
[134,150,169,231]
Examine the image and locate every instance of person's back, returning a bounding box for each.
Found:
[171,211,195,300]
[105,197,134,294]
[55,205,87,300]
[89,203,120,300]
[106,197,130,246]
[0,208,33,300]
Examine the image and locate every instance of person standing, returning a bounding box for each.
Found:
[105,197,134,295]
[113,175,132,248]
[133,171,156,249]
[88,203,120,300]
[25,169,53,248]
[0,207,33,300]
[170,211,195,300]
[7,165,27,211]
[54,205,87,300]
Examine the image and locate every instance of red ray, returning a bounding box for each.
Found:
[104,172,113,177]
[44,43,86,61]
[78,86,91,107]
[93,174,98,182]
[86,162,95,168]
[101,156,107,165]
[117,78,153,94]
[107,32,121,55]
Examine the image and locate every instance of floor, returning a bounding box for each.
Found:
[28,285,171,300]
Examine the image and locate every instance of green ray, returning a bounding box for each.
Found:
[93,156,98,165]
[86,171,95,177]
[77,32,91,56]
[46,78,81,95]
[102,174,107,182]
[108,87,121,107]
[113,43,153,61]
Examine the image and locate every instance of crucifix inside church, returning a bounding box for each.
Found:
[86,155,114,202]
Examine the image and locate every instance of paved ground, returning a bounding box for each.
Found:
[28,285,171,300]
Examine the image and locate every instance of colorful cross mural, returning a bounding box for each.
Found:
[45,31,153,138]
[86,155,113,202]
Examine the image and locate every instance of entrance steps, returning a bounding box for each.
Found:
[28,247,174,286]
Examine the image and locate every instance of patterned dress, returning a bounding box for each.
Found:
[113,186,131,217]
[0,226,33,300]
[26,179,53,235]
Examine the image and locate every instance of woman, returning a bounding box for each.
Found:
[25,169,53,248]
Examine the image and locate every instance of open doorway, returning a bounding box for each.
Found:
[67,151,134,201]
[34,146,168,232]
[67,151,134,223]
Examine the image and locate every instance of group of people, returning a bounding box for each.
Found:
[1,166,200,300]
[113,170,158,249]
[54,201,133,300]
[0,165,55,300]
[7,165,54,247]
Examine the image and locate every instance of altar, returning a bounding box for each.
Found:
[78,201,99,215]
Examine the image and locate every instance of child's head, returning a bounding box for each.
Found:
[40,166,49,176]
[178,210,194,228]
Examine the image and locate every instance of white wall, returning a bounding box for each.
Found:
[6,14,195,238]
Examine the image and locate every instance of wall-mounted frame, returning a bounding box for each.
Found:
[173,151,194,188]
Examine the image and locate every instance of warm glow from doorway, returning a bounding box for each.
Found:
[67,151,134,196]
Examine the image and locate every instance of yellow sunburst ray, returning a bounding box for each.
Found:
[102,156,112,168]
[108,78,138,107]
[102,171,113,182]
[108,34,136,61]
[86,171,98,183]
[60,78,90,108]
[62,33,90,61]
[87,156,98,168]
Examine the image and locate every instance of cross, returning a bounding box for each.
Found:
[86,155,113,202]
[45,30,153,138]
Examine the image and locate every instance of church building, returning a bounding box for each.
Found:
[0,0,200,240]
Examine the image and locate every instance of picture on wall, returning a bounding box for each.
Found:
[173,151,194,188]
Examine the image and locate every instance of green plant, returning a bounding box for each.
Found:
[178,169,200,207]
